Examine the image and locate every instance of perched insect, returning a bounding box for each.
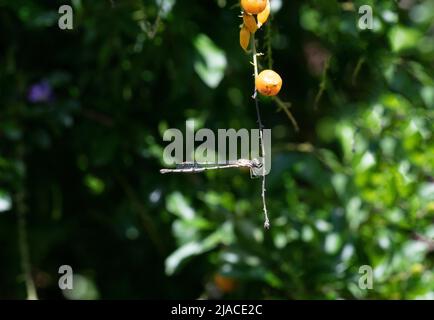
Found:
[241,0,268,15]
[255,69,283,96]
[160,158,264,178]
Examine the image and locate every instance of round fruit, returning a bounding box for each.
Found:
[255,70,283,96]
[241,0,267,15]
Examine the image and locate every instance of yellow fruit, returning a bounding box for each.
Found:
[243,13,258,33]
[255,69,283,96]
[257,0,270,27]
[241,0,267,15]
[240,26,250,51]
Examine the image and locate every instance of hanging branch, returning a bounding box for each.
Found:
[252,34,270,229]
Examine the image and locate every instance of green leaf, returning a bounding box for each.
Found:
[389,26,422,52]
[166,192,195,220]
[193,34,227,88]
[165,222,234,275]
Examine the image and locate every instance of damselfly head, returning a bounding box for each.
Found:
[252,158,263,168]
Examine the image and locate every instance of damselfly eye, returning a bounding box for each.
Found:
[252,158,263,168]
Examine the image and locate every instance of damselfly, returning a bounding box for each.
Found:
[160,158,264,178]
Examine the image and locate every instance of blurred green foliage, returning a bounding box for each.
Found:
[0,0,433,299]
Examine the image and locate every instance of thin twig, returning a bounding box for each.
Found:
[252,34,270,229]
[16,191,38,300]
[273,96,299,132]
[352,56,365,86]
[142,0,164,39]
[273,142,351,174]
[314,56,331,111]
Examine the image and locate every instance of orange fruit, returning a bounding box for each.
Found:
[257,0,271,27]
[240,26,250,51]
[243,13,258,33]
[214,274,237,293]
[241,0,267,15]
[255,69,283,96]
